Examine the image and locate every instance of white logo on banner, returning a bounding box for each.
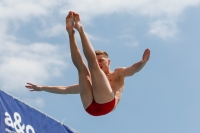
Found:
[4,112,35,133]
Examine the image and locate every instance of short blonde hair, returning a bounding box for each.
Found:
[95,50,109,58]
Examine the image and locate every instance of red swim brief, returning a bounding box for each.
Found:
[85,98,116,116]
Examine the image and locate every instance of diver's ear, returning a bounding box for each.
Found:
[108,59,111,65]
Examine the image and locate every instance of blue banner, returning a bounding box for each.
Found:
[0,90,78,133]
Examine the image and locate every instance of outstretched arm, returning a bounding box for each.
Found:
[25,83,80,94]
[118,48,150,77]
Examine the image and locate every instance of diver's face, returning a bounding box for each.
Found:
[96,54,110,71]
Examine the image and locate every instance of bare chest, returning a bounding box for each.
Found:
[106,73,124,97]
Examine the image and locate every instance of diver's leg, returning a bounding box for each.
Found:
[66,11,93,108]
[73,12,114,103]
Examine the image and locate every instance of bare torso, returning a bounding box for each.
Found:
[106,68,125,108]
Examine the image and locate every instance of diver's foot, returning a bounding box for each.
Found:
[74,12,83,32]
[66,11,74,34]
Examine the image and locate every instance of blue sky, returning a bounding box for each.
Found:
[0,0,200,133]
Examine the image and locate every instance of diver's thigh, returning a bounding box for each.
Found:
[78,69,94,109]
[90,69,114,104]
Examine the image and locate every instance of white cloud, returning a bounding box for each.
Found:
[61,0,200,18]
[85,32,102,41]
[59,0,200,39]
[0,0,61,21]
[0,35,68,94]
[1,0,199,40]
[22,97,45,108]
[38,23,66,38]
[119,34,139,47]
[125,41,139,47]
[0,0,66,36]
[134,0,200,17]
[149,20,179,39]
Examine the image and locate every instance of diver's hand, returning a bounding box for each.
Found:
[25,82,42,91]
[142,48,150,62]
